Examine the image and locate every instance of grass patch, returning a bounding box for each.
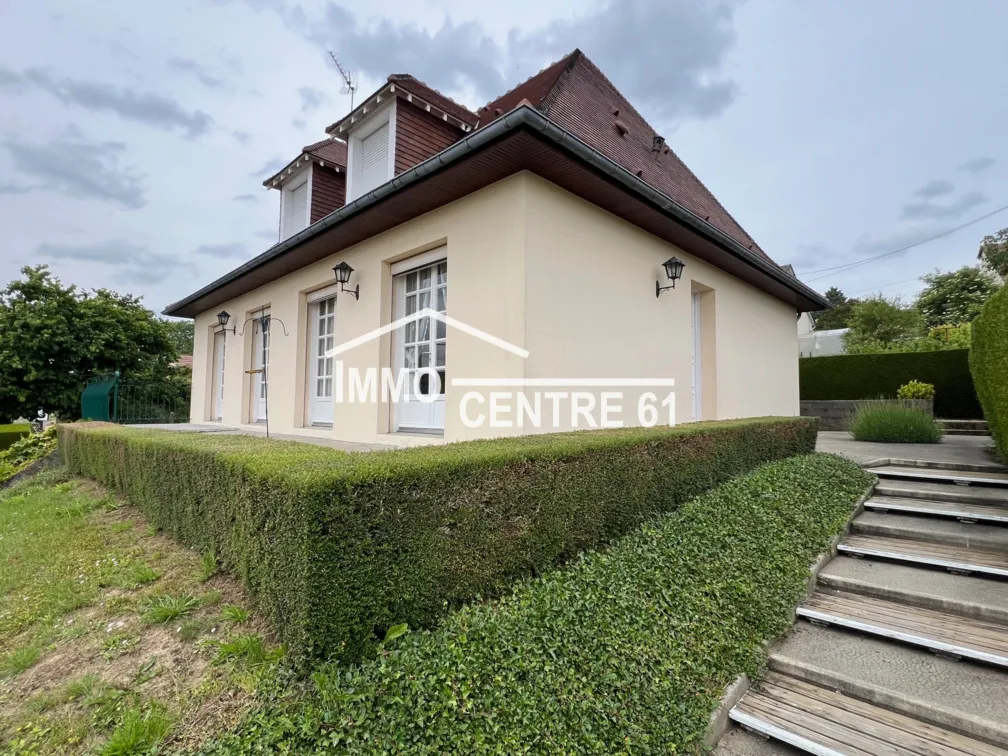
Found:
[144,594,200,624]
[2,642,42,678]
[847,400,943,443]
[198,552,218,583]
[103,703,173,756]
[220,605,250,624]
[201,453,873,753]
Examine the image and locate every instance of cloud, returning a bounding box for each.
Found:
[167,57,226,89]
[232,130,252,144]
[913,179,954,199]
[300,0,741,122]
[2,137,147,209]
[298,86,330,112]
[900,190,987,221]
[192,242,248,259]
[233,193,259,202]
[959,157,995,174]
[291,117,307,129]
[0,183,37,195]
[0,67,214,138]
[250,157,287,177]
[36,239,193,285]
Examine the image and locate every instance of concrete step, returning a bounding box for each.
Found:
[729,671,1008,756]
[839,534,1008,578]
[872,464,1008,488]
[944,428,994,437]
[770,622,1008,747]
[937,419,990,432]
[798,590,1008,668]
[864,495,1008,525]
[884,457,1007,474]
[876,478,1008,507]
[819,556,1008,623]
[852,511,1008,551]
[714,727,804,756]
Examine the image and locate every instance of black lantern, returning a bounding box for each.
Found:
[216,310,234,332]
[656,256,686,297]
[333,261,360,300]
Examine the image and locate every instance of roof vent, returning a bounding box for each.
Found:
[635,169,643,177]
[611,107,620,116]
[495,108,503,116]
[615,120,629,137]
[652,135,665,152]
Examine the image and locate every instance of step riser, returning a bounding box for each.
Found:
[875,483,1006,506]
[728,711,845,756]
[795,608,1008,668]
[768,657,1008,748]
[837,543,1008,578]
[817,573,1008,624]
[851,518,1008,550]
[884,458,1003,474]
[864,500,1008,525]
[875,470,1008,488]
[943,429,993,436]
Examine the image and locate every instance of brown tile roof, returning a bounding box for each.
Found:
[388,74,479,126]
[479,49,772,264]
[171,355,193,368]
[302,138,347,166]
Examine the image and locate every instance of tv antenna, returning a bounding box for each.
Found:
[329,52,357,110]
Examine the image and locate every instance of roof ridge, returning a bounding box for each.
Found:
[388,73,478,120]
[476,49,580,115]
[569,53,763,254]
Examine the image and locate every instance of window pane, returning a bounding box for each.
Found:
[436,342,445,367]
[405,294,416,316]
[419,267,431,289]
[325,357,333,377]
[437,369,446,396]
[436,286,446,312]
[436,319,446,339]
[406,272,417,292]
[405,320,416,344]
[418,316,430,342]
[419,291,430,310]
[437,262,447,284]
[316,378,323,395]
[404,346,416,369]
[324,377,332,397]
[418,344,430,368]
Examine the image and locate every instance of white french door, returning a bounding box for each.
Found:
[252,312,271,422]
[393,259,446,431]
[213,331,226,421]
[309,297,336,425]
[691,291,702,422]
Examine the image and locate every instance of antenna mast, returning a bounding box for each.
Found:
[328,51,358,111]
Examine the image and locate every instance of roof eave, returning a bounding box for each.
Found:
[167,105,828,317]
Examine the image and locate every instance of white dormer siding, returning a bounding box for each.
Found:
[279,164,312,241]
[345,100,396,204]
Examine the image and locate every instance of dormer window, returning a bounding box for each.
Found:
[280,165,312,241]
[345,102,396,203]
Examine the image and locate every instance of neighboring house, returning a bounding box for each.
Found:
[170,355,194,369]
[164,49,828,445]
[799,328,849,358]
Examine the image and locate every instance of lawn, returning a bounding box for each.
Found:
[0,470,282,755]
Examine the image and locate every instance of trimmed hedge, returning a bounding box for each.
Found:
[0,424,30,452]
[971,286,1008,460]
[60,418,816,662]
[800,349,981,418]
[199,453,873,754]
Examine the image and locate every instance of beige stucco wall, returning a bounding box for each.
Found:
[190,171,799,444]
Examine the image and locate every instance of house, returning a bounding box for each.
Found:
[164,49,829,445]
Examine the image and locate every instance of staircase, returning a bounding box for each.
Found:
[717,459,1008,755]
[938,419,992,437]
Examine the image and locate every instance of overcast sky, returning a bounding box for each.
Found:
[1,0,1006,316]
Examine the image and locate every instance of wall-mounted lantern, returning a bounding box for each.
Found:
[216,310,235,333]
[333,261,360,300]
[655,256,686,297]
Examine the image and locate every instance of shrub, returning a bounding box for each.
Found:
[897,380,935,400]
[971,285,1008,460]
[847,400,942,443]
[0,427,57,485]
[59,418,816,661]
[0,423,29,452]
[199,454,873,754]
[800,349,981,418]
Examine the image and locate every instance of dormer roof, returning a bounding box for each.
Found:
[263,138,347,189]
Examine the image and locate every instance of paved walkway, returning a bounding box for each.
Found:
[816,429,1001,467]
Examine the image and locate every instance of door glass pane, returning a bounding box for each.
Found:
[405,320,416,344]
[406,272,417,292]
[435,342,445,367]
[436,263,447,284]
[405,294,416,316]
[419,267,431,289]
[404,346,415,368]
[418,344,430,368]
[436,286,446,312]
[418,291,430,310]
[418,316,430,342]
[436,319,446,339]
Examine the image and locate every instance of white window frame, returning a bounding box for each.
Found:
[250,309,271,423]
[307,296,337,426]
[345,100,396,204]
[279,164,313,241]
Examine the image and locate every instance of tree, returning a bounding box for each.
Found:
[979,227,1008,278]
[162,319,194,355]
[813,286,858,330]
[0,266,180,421]
[843,295,925,354]
[915,265,1000,328]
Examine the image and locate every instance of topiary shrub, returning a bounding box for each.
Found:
[897,380,935,400]
[971,285,1008,460]
[847,400,942,443]
[59,417,817,662]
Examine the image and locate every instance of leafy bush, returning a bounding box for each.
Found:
[0,423,29,452]
[971,285,1008,460]
[59,418,816,662]
[800,349,981,418]
[897,380,935,400]
[847,400,942,443]
[198,454,873,754]
[0,426,57,485]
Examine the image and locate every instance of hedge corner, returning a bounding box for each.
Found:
[971,286,1008,460]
